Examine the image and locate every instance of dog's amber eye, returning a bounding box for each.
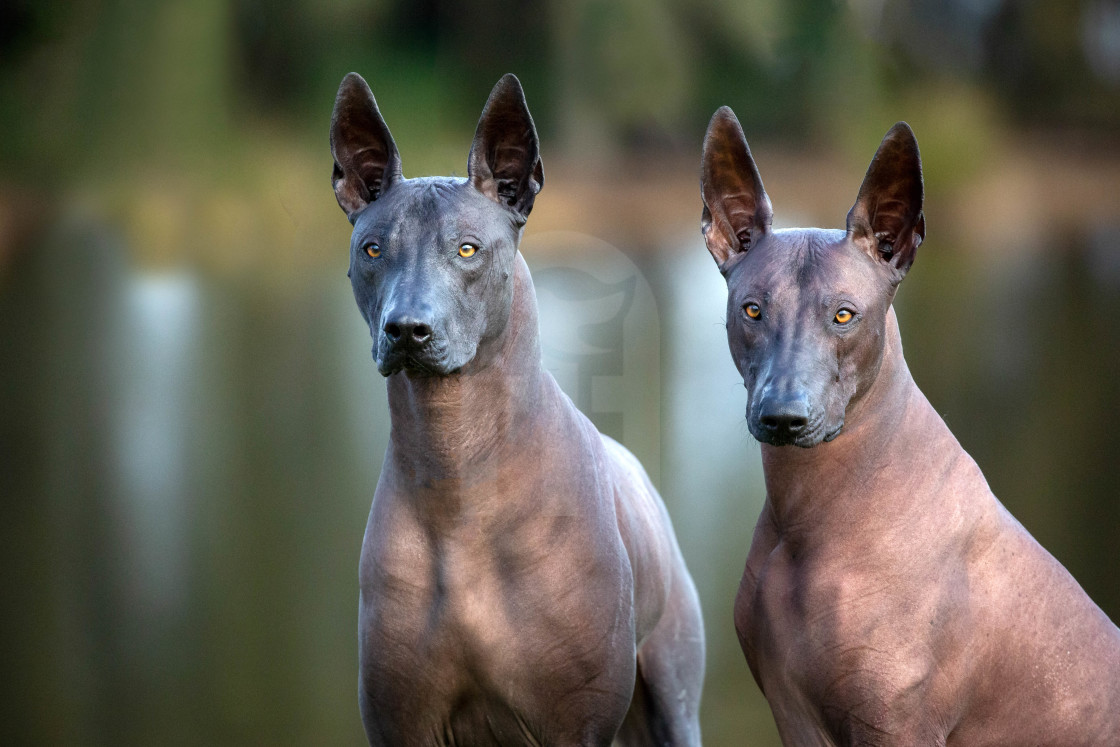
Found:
[744,303,761,320]
[458,242,478,258]
[364,242,380,258]
[835,309,853,324]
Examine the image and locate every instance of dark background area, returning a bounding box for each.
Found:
[2,1,1119,744]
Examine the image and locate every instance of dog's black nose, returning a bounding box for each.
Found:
[758,395,811,439]
[384,317,432,346]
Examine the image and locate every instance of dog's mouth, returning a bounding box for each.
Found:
[378,352,459,378]
[748,410,843,449]
[752,428,825,449]
[376,337,464,378]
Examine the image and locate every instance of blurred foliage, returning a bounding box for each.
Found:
[2,0,1120,180]
[2,0,1118,271]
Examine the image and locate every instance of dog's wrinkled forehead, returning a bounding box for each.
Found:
[729,228,886,301]
[351,176,514,248]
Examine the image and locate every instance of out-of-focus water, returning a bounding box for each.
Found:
[2,218,1119,745]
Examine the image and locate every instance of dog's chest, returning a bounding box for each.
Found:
[358,503,634,733]
[737,540,942,740]
[363,534,543,672]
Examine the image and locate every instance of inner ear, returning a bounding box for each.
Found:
[846,122,925,280]
[467,74,544,220]
[700,106,773,267]
[330,72,402,223]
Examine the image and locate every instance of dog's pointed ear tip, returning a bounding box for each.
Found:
[338,72,370,94]
[702,108,748,166]
[707,106,742,134]
[334,73,376,117]
[885,121,920,150]
[489,73,526,101]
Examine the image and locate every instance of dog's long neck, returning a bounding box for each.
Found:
[759,307,961,543]
[385,252,545,487]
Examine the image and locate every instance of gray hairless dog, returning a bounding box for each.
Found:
[700,107,1120,744]
[330,72,704,746]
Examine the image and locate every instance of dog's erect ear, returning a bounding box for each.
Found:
[330,72,402,223]
[847,122,925,283]
[468,74,544,221]
[701,106,773,268]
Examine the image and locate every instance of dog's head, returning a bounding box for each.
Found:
[701,108,925,447]
[330,73,543,377]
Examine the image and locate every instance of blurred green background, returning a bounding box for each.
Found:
[2,0,1120,744]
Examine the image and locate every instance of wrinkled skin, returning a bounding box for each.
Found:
[701,108,1120,745]
[331,72,705,747]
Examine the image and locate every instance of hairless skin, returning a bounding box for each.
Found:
[701,107,1120,745]
[331,73,704,746]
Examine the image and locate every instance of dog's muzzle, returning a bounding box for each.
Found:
[749,393,834,448]
[376,329,459,377]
